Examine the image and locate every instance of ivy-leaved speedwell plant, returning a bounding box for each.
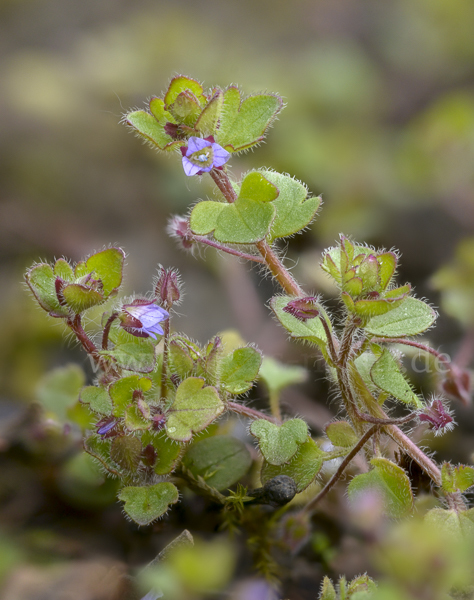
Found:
[25,75,473,594]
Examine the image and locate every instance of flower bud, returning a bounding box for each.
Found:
[167,215,194,250]
[441,365,471,406]
[120,299,169,339]
[418,397,455,435]
[283,296,320,321]
[155,266,181,307]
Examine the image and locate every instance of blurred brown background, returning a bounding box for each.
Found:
[1,0,474,598]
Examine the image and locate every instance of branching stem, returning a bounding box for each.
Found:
[227,401,279,423]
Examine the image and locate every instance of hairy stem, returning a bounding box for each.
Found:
[301,425,379,515]
[268,391,282,422]
[227,401,279,423]
[193,234,265,264]
[160,318,171,402]
[102,312,118,350]
[372,337,451,368]
[209,169,304,297]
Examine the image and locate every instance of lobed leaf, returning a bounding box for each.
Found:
[370,349,422,408]
[119,482,179,526]
[250,418,308,466]
[219,346,262,394]
[364,297,437,338]
[80,385,112,415]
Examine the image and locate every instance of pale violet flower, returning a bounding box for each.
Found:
[120,299,169,339]
[181,136,230,176]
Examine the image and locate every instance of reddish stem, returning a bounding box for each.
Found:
[193,235,265,264]
[227,401,278,423]
[210,168,238,203]
[372,337,451,368]
[102,312,118,350]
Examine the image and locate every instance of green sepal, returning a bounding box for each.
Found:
[270,295,330,361]
[118,482,179,526]
[370,349,422,408]
[126,110,180,151]
[168,91,203,126]
[319,577,337,600]
[261,437,325,493]
[259,171,321,242]
[166,377,225,442]
[109,375,153,417]
[219,346,262,394]
[347,574,377,597]
[164,75,207,108]
[54,258,74,280]
[348,457,414,518]
[325,421,359,448]
[343,277,364,297]
[195,89,224,137]
[377,252,398,290]
[104,339,156,373]
[149,96,177,125]
[250,418,308,466]
[364,297,437,338]
[110,435,142,472]
[441,463,474,493]
[141,431,183,475]
[169,340,195,379]
[80,385,113,415]
[215,87,283,152]
[352,294,408,319]
[25,263,68,317]
[190,171,278,244]
[61,283,104,313]
[182,435,252,491]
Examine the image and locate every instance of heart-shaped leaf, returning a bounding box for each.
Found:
[190,171,278,244]
[119,482,179,526]
[105,339,156,373]
[25,263,68,317]
[80,385,112,415]
[260,171,321,241]
[219,347,262,394]
[62,283,104,313]
[166,377,224,442]
[348,457,414,518]
[364,297,437,338]
[108,375,153,417]
[85,248,125,298]
[370,349,422,408]
[126,110,179,151]
[424,507,474,540]
[215,87,283,152]
[183,435,252,491]
[250,418,308,466]
[325,421,359,448]
[141,431,183,475]
[261,437,325,492]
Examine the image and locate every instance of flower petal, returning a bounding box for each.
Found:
[187,137,211,154]
[182,157,202,177]
[211,144,231,167]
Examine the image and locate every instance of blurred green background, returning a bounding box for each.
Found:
[1,0,474,598]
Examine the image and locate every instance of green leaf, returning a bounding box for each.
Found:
[62,283,104,313]
[347,574,377,597]
[441,463,474,493]
[36,364,85,421]
[183,435,252,491]
[141,431,183,475]
[261,171,321,242]
[85,248,125,298]
[319,577,337,600]
[66,401,95,430]
[261,437,324,492]
[149,97,177,125]
[352,295,408,319]
[119,482,179,526]
[258,357,307,396]
[270,295,329,358]
[166,377,225,442]
[107,339,156,373]
[377,253,397,291]
[25,263,68,316]
[110,435,142,471]
[425,507,474,539]
[250,418,308,466]
[370,349,422,408]
[164,75,206,107]
[325,421,359,447]
[364,297,437,338]
[219,347,262,394]
[216,87,283,152]
[126,110,178,151]
[190,171,278,244]
[348,457,414,518]
[80,386,113,415]
[195,90,224,137]
[109,375,153,417]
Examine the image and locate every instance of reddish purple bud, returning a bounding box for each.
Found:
[164,122,180,138]
[283,296,320,321]
[120,299,169,340]
[441,365,471,406]
[167,215,194,250]
[55,277,67,306]
[418,398,455,435]
[132,389,144,403]
[155,266,181,307]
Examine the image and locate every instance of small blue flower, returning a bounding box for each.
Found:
[120,299,169,339]
[181,136,230,176]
